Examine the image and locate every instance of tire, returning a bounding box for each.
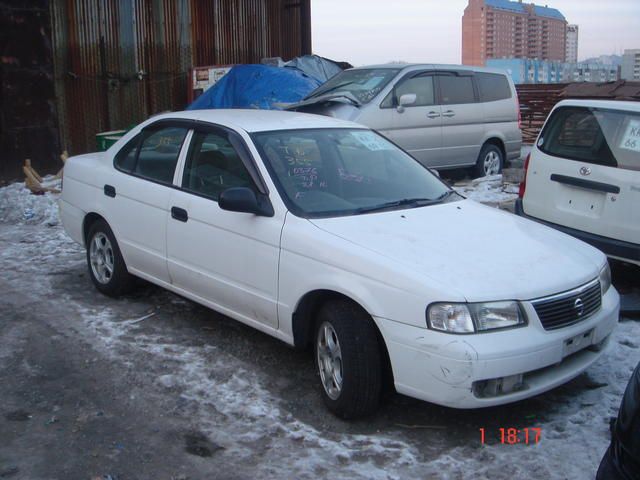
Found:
[474,143,503,178]
[314,299,382,419]
[86,219,135,297]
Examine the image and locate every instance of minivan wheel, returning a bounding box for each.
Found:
[86,219,135,297]
[314,300,382,419]
[474,144,503,177]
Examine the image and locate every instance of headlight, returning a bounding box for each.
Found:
[427,301,526,334]
[599,262,612,296]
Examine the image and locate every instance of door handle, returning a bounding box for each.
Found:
[104,184,116,198]
[442,110,455,117]
[171,206,188,222]
[426,111,441,118]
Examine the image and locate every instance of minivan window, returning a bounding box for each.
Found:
[305,68,400,105]
[134,127,189,184]
[252,128,455,218]
[381,74,435,108]
[476,73,512,102]
[438,75,476,105]
[539,106,640,171]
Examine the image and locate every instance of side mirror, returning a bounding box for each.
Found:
[396,93,417,113]
[219,187,274,217]
[398,93,417,107]
[429,168,441,178]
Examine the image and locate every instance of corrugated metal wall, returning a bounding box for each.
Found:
[50,0,311,158]
[0,1,59,182]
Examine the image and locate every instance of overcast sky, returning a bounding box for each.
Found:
[311,0,640,65]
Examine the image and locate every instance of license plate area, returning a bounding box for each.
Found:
[554,184,605,218]
[563,329,594,357]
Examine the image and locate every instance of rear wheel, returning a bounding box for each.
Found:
[474,143,503,178]
[314,300,382,419]
[86,220,135,297]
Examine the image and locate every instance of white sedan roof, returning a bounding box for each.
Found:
[148,109,365,133]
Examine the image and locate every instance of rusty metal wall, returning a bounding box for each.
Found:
[50,0,311,159]
[0,0,60,182]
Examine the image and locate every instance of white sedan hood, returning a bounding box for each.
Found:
[310,200,604,302]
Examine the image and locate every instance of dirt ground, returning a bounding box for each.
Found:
[1,222,639,480]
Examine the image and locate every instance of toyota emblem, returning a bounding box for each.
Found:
[579,167,591,176]
[574,298,585,317]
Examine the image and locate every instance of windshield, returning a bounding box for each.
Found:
[304,68,401,104]
[251,128,457,218]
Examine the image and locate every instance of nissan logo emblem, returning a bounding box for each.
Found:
[580,167,592,176]
[574,298,585,317]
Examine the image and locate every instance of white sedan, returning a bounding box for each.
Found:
[59,110,619,418]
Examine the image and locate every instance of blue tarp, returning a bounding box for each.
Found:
[187,64,322,111]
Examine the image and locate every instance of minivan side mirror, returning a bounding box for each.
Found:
[396,93,417,114]
[398,93,417,107]
[219,187,274,217]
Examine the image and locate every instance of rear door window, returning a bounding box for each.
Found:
[539,106,640,171]
[476,73,512,102]
[134,127,189,184]
[437,74,476,105]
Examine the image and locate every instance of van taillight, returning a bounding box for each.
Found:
[516,94,522,130]
[518,153,530,198]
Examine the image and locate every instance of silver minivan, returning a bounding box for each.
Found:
[288,64,522,177]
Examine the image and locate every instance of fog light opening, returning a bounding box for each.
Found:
[474,374,526,398]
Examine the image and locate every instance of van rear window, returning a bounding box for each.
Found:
[476,73,512,102]
[538,106,640,171]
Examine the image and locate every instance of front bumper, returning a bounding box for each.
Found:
[515,199,640,266]
[376,286,619,408]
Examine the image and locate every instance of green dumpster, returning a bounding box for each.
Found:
[96,130,127,151]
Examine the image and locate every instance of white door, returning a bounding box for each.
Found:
[524,105,640,246]
[166,127,283,328]
[382,72,443,167]
[108,123,191,283]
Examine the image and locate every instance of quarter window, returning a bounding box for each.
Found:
[182,131,255,200]
[476,73,512,102]
[134,127,188,184]
[438,75,476,105]
[114,134,140,172]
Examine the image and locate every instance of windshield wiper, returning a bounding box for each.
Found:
[354,197,437,214]
[354,191,458,214]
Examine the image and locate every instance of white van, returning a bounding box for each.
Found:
[516,99,640,266]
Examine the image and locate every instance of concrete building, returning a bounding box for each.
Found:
[462,0,568,66]
[487,58,620,84]
[621,49,640,81]
[566,24,579,63]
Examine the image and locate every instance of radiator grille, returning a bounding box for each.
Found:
[531,279,602,331]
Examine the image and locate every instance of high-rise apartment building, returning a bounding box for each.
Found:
[462,0,568,66]
[621,49,640,81]
[566,24,579,63]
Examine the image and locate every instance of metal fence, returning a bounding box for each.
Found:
[50,0,311,156]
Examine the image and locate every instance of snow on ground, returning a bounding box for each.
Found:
[453,174,519,206]
[1,178,639,479]
[0,176,61,226]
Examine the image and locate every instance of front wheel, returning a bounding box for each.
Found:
[315,300,382,419]
[474,144,503,178]
[86,220,135,297]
